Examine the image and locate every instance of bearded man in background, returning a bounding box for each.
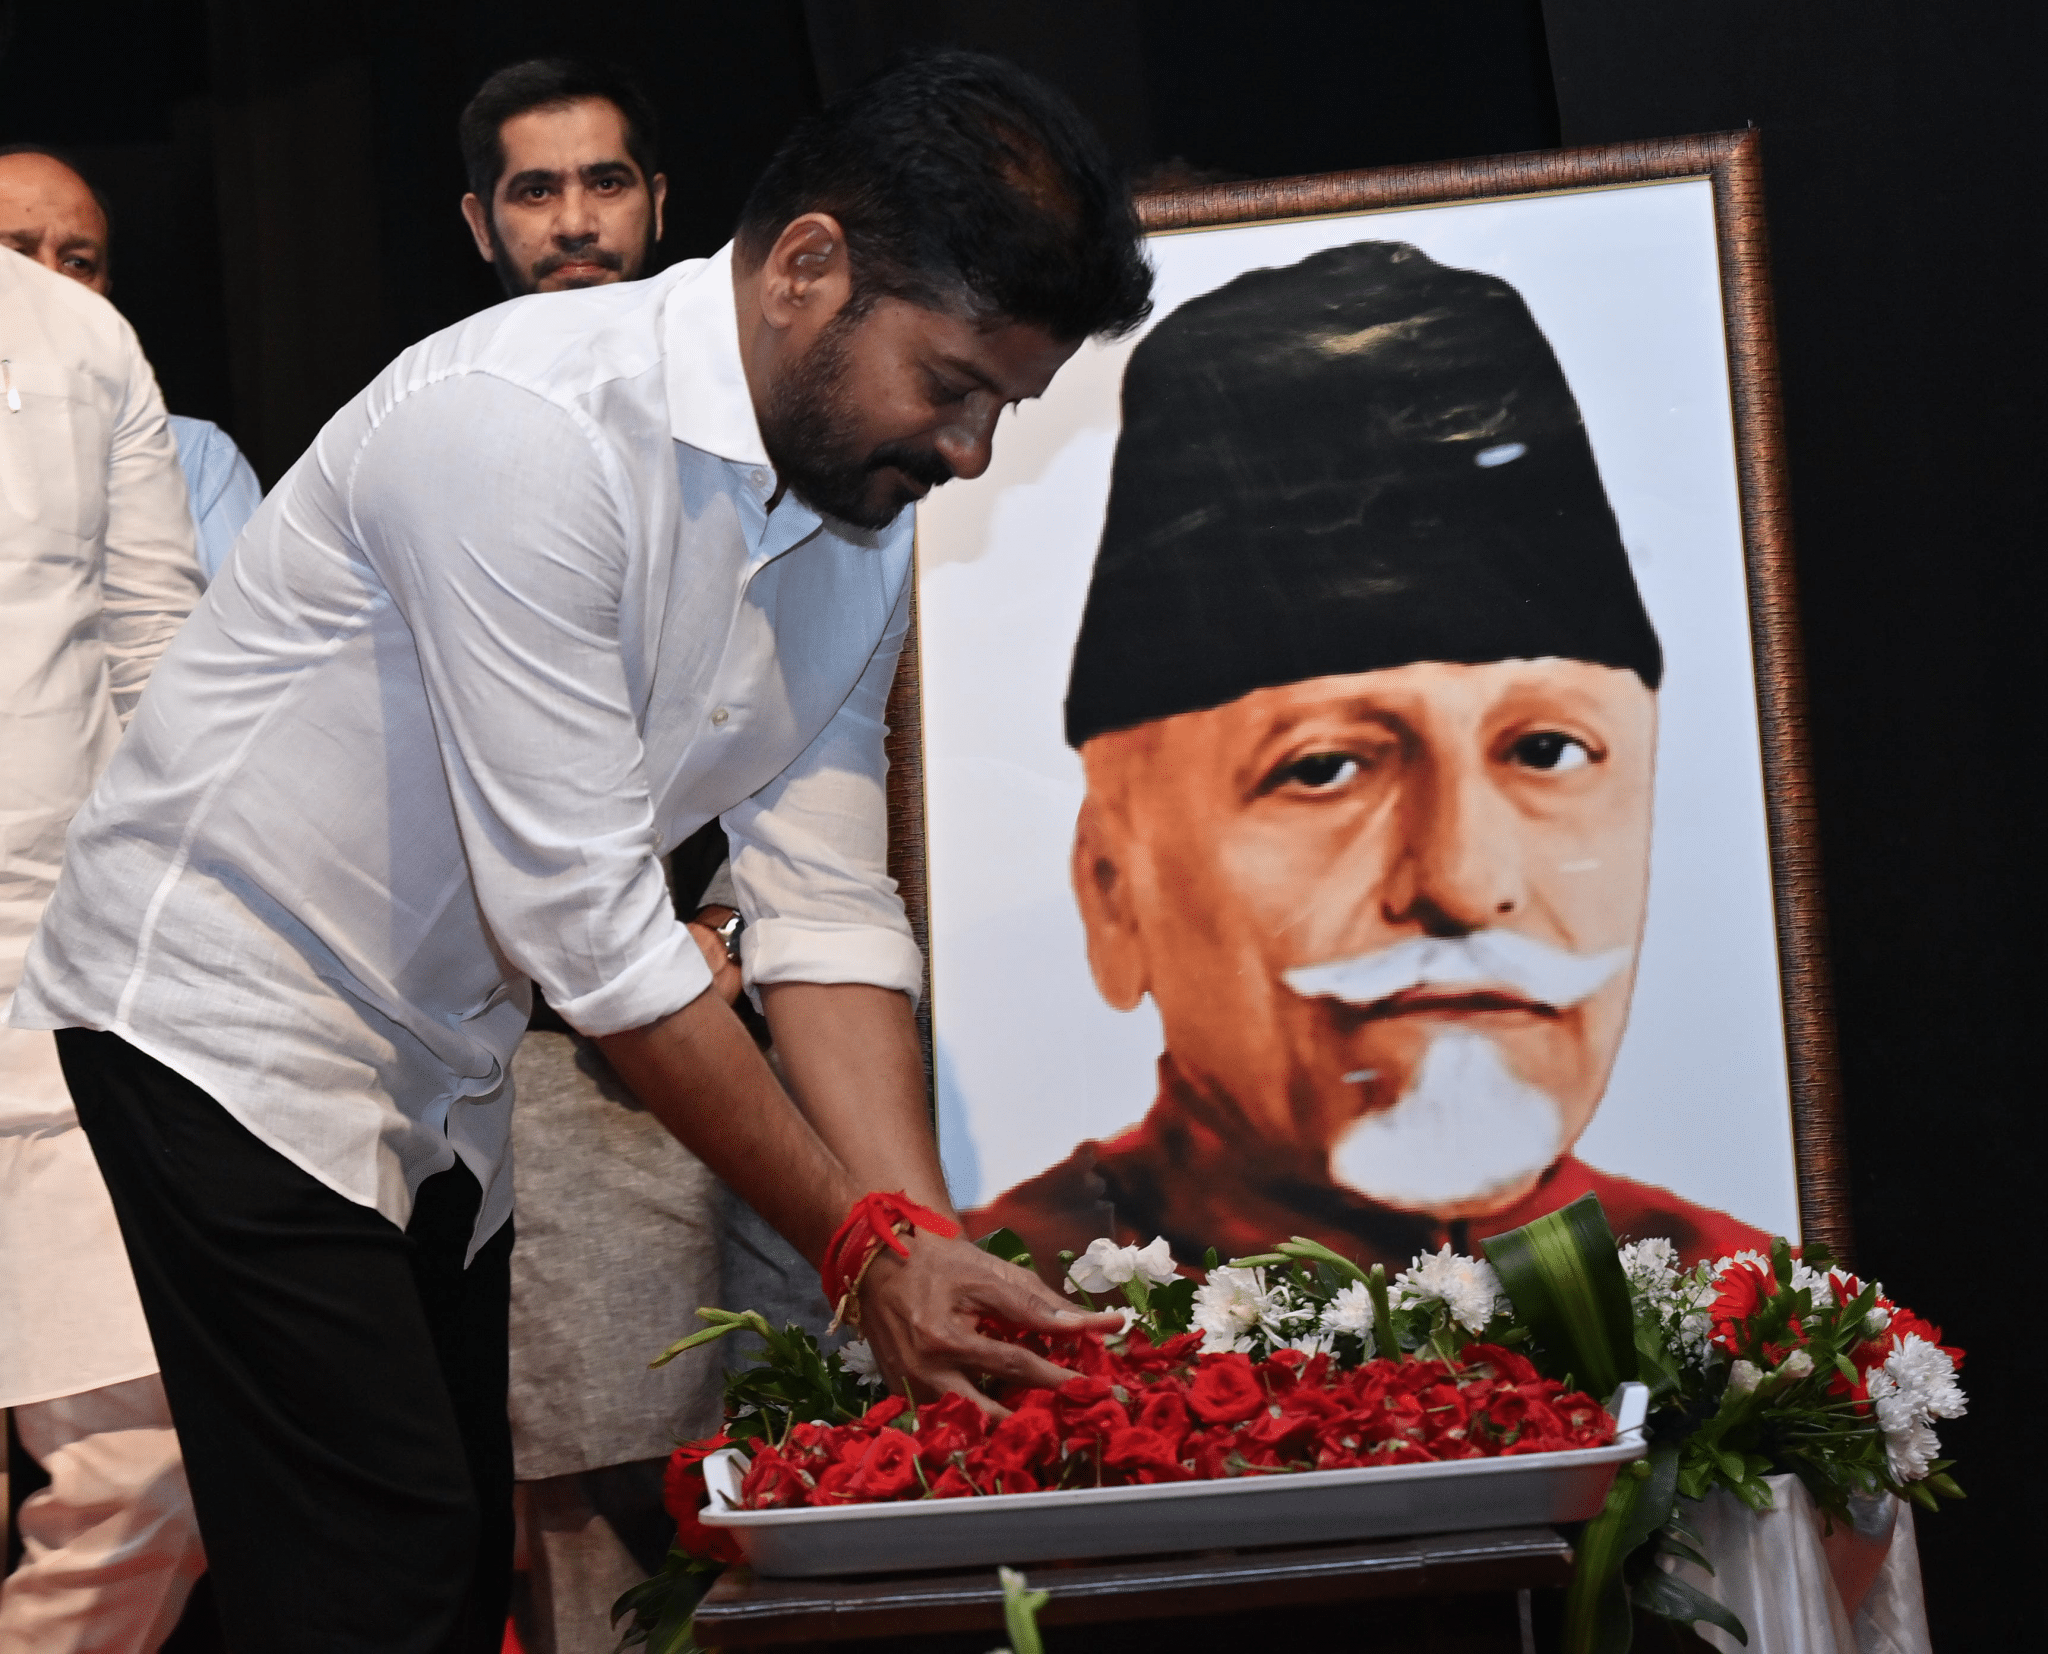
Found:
[969,240,1771,1278]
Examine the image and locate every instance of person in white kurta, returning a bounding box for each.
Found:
[0,245,208,1650]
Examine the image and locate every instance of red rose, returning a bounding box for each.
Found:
[1135,1385,1190,1450]
[663,1439,744,1565]
[860,1395,911,1431]
[1458,1343,1538,1385]
[661,1435,731,1524]
[806,1462,858,1506]
[848,1429,922,1500]
[1062,1398,1129,1453]
[918,1393,992,1443]
[1187,1353,1265,1425]
[984,1406,1061,1475]
[740,1447,808,1510]
[782,1421,839,1469]
[1180,1427,1237,1480]
[1102,1426,1190,1484]
[927,1464,978,1499]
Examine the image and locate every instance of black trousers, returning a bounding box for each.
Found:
[59,1029,514,1654]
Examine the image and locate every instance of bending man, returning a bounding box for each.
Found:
[11,52,1151,1654]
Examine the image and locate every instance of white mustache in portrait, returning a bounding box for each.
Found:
[1282,929,1634,1012]
[1285,930,1635,1209]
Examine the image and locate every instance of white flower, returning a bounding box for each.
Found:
[1776,1348,1814,1380]
[1866,1339,1960,1483]
[1319,1281,1378,1344]
[1190,1265,1275,1354]
[1727,1359,1764,1396]
[1864,1305,1892,1338]
[1619,1237,1681,1307]
[1281,1331,1334,1357]
[1883,1334,1967,1421]
[1394,1245,1509,1333]
[1065,1235,1181,1295]
[1789,1260,1836,1308]
[1130,1236,1180,1286]
[838,1338,882,1386]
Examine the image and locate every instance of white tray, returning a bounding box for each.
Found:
[702,1381,1648,1577]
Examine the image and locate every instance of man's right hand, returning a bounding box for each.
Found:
[683,904,743,1006]
[855,1229,1124,1411]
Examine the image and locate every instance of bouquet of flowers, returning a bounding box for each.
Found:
[612,1202,1965,1654]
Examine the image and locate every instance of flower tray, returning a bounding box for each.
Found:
[702,1382,1648,1578]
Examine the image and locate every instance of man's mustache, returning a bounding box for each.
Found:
[1284,929,1633,1013]
[533,244,624,279]
[867,442,954,489]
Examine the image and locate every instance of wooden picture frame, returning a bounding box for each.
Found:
[887,130,1850,1265]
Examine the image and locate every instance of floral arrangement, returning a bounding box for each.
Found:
[612,1203,1965,1654]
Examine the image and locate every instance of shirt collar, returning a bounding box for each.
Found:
[662,241,772,471]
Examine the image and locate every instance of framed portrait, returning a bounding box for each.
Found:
[885,131,1849,1281]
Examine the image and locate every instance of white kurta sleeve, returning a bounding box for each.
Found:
[345,371,713,1036]
[98,320,203,725]
[723,574,924,1001]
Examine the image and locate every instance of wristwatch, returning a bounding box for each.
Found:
[710,909,745,966]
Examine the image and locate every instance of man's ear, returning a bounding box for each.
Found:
[460,193,496,263]
[1072,797,1149,1011]
[755,212,852,334]
[651,172,668,244]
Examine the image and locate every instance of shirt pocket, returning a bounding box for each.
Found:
[0,357,105,541]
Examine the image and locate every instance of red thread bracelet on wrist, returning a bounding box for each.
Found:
[820,1190,959,1331]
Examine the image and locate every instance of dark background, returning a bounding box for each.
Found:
[3,0,2040,1641]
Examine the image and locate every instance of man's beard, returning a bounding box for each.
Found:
[1285,928,1634,1210]
[489,216,655,299]
[759,309,953,531]
[1329,1030,1563,1210]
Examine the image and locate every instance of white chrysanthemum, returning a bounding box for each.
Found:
[1789,1259,1836,1308]
[1190,1265,1274,1353]
[1885,1335,1966,1421]
[1319,1281,1378,1342]
[1395,1245,1508,1333]
[839,1339,882,1385]
[1865,1334,1965,1482]
[1864,1305,1892,1338]
[1619,1237,1681,1309]
[1281,1331,1334,1357]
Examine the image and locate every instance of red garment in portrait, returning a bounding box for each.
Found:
[965,1060,1768,1287]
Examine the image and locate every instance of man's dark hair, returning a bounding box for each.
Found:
[0,141,114,235]
[458,58,660,205]
[736,51,1152,343]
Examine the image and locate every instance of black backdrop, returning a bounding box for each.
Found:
[4,1,2041,1641]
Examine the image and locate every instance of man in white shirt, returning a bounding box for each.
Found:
[0,244,208,1651]
[0,144,263,581]
[11,51,1153,1654]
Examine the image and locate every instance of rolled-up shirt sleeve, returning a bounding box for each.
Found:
[724,574,924,1002]
[347,372,712,1035]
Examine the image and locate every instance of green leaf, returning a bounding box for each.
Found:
[1149,1275,1196,1335]
[1926,1473,1965,1500]
[1562,1468,1645,1654]
[1366,1264,1400,1362]
[997,1566,1049,1654]
[975,1227,1035,1272]
[1275,1236,1370,1285]
[1481,1193,1639,1400]
[1631,1565,1749,1645]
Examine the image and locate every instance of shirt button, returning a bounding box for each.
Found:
[749,468,769,489]
[710,706,731,726]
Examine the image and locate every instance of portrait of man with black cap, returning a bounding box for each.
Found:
[963,237,1775,1278]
